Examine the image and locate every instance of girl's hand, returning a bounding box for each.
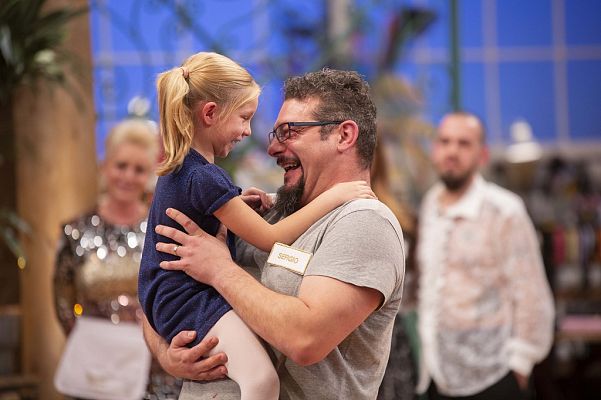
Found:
[240,187,274,215]
[325,181,376,204]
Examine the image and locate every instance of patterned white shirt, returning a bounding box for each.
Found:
[416,175,554,396]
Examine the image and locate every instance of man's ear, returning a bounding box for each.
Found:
[197,102,218,126]
[479,145,490,167]
[336,120,359,152]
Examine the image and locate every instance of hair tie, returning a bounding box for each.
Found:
[180,66,189,80]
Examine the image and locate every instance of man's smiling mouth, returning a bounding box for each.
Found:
[280,160,300,172]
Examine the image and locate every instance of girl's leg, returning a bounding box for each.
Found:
[205,310,279,400]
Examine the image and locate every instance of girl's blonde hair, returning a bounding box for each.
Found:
[156,52,261,175]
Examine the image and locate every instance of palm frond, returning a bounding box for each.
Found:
[0,0,87,103]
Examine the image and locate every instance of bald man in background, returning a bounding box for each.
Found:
[415,112,554,400]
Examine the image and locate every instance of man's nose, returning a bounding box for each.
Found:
[445,141,460,154]
[267,137,284,156]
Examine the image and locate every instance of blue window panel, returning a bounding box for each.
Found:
[257,80,285,135]
[97,1,179,52]
[567,60,601,140]
[93,63,169,157]
[146,63,179,119]
[497,0,552,47]
[92,66,108,121]
[188,1,257,53]
[421,0,449,49]
[266,0,324,52]
[261,1,325,76]
[461,62,487,126]
[95,119,110,160]
[499,62,556,143]
[359,0,446,58]
[565,0,601,46]
[420,63,452,123]
[350,3,398,72]
[459,0,483,47]
[89,5,103,54]
[93,1,256,53]
[395,63,419,83]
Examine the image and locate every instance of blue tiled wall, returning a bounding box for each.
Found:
[90,0,601,156]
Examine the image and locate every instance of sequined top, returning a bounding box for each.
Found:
[54,210,181,399]
[416,175,555,396]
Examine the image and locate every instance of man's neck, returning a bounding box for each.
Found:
[302,168,371,206]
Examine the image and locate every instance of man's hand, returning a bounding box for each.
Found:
[513,371,529,391]
[155,208,233,285]
[160,331,228,381]
[142,315,228,381]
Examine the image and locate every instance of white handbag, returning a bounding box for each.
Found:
[54,316,151,400]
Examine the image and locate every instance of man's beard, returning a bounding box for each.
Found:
[440,171,472,192]
[274,176,304,216]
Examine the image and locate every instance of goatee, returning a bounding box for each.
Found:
[274,177,304,216]
[440,173,472,192]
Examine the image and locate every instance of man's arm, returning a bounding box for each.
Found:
[502,207,555,382]
[156,208,386,366]
[141,314,229,380]
[215,267,381,365]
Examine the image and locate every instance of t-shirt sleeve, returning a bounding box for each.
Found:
[189,164,241,216]
[306,209,405,305]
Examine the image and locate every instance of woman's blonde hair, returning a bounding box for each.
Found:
[105,119,159,161]
[156,52,261,175]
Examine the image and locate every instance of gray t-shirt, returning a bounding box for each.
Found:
[180,199,405,400]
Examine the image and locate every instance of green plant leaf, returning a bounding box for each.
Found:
[1,226,25,260]
[0,0,87,103]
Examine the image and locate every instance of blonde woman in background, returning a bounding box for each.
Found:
[53,119,182,399]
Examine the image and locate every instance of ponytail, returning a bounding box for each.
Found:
[156,67,194,175]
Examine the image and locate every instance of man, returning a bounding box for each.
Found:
[416,112,555,399]
[144,69,406,399]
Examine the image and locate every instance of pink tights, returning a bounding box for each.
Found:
[206,310,280,400]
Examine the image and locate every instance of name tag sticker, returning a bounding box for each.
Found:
[267,242,313,275]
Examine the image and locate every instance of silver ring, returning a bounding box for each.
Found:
[173,245,179,255]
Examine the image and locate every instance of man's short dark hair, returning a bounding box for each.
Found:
[283,69,377,169]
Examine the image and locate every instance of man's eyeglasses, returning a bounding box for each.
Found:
[268,121,343,143]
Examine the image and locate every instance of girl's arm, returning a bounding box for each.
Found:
[214,180,375,252]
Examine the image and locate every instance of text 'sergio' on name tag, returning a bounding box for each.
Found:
[267,242,313,275]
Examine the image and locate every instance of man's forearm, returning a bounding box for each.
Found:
[142,315,166,362]
[211,261,316,363]
[211,259,381,366]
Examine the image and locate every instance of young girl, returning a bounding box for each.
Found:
[138,52,375,400]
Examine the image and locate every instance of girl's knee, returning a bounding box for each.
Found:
[239,367,279,400]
